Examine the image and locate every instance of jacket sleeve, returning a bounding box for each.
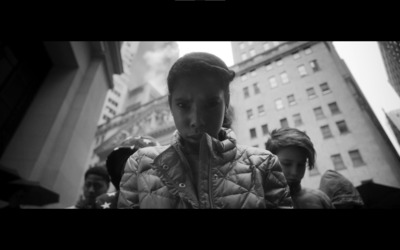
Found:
[117,152,141,209]
[259,154,293,209]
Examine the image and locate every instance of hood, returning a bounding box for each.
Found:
[319,170,364,208]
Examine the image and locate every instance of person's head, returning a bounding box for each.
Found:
[167,52,235,148]
[83,166,110,203]
[265,128,316,186]
[106,135,160,190]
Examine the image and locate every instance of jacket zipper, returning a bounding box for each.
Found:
[208,155,214,208]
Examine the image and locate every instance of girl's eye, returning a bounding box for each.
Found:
[207,100,221,108]
[281,162,292,167]
[177,103,187,109]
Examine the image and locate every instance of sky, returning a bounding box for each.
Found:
[177,41,400,153]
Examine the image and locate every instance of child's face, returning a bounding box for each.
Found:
[83,174,109,203]
[169,75,227,146]
[276,146,307,185]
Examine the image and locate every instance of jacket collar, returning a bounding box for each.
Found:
[152,128,237,208]
[170,128,238,164]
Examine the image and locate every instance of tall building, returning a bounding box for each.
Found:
[378,41,400,98]
[229,41,400,189]
[385,109,400,147]
[0,41,123,208]
[96,41,140,125]
[91,95,175,174]
[87,42,179,177]
[123,82,162,113]
[97,75,128,125]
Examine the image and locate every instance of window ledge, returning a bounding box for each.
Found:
[354,163,366,167]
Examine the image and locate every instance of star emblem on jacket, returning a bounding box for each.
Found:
[142,139,152,145]
[101,202,111,209]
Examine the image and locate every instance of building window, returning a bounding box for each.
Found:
[247,109,254,120]
[265,63,272,71]
[250,69,257,77]
[280,118,289,128]
[109,109,116,116]
[261,124,269,135]
[250,49,256,57]
[263,43,271,51]
[269,76,278,88]
[241,73,248,81]
[108,98,118,107]
[253,82,260,94]
[241,53,248,61]
[287,94,296,106]
[306,87,317,99]
[320,82,331,94]
[310,60,321,72]
[250,128,257,139]
[304,47,312,55]
[293,113,303,127]
[349,150,366,167]
[113,89,121,97]
[275,99,284,110]
[272,41,280,47]
[320,125,333,139]
[328,102,341,115]
[313,107,325,120]
[239,42,245,50]
[243,87,250,98]
[297,65,307,77]
[276,58,283,66]
[280,72,289,84]
[103,115,110,121]
[336,120,350,134]
[331,154,347,170]
[258,105,265,116]
[292,52,300,60]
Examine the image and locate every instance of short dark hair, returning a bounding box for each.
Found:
[167,52,236,128]
[106,135,160,190]
[265,128,316,170]
[84,166,110,184]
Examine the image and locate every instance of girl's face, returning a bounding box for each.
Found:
[169,75,227,147]
[276,146,307,185]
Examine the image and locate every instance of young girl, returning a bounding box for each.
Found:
[266,128,333,209]
[118,52,292,209]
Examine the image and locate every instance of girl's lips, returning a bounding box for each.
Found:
[187,134,202,140]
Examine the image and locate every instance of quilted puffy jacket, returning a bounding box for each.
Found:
[118,129,293,209]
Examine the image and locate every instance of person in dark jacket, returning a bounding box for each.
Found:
[118,52,293,209]
[266,128,333,209]
[68,166,110,209]
[95,136,160,209]
[319,170,364,209]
